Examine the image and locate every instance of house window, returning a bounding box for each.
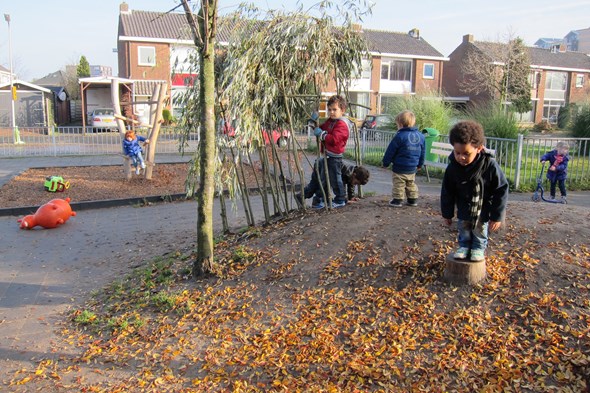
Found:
[543,100,563,124]
[423,63,434,79]
[138,46,156,66]
[576,74,584,88]
[529,71,541,89]
[381,59,411,81]
[544,71,567,100]
[354,59,372,79]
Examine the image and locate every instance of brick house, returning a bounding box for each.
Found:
[117,3,447,121]
[322,27,447,119]
[564,27,590,53]
[443,34,590,124]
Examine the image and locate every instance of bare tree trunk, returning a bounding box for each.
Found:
[187,0,217,277]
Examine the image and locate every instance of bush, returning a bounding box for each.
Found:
[385,92,456,133]
[532,120,553,133]
[558,103,576,130]
[162,109,176,125]
[571,104,590,138]
[462,103,522,139]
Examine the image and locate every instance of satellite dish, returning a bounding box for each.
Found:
[58,91,67,101]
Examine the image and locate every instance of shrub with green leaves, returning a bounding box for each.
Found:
[462,102,522,139]
[571,104,590,139]
[385,93,455,133]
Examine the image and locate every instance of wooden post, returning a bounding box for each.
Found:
[443,254,486,285]
[144,82,167,180]
[111,79,133,180]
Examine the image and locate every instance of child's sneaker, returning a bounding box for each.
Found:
[331,201,346,208]
[407,198,418,207]
[311,200,325,209]
[389,199,403,207]
[141,162,146,169]
[470,249,485,262]
[453,247,469,259]
[560,196,567,204]
[135,167,140,175]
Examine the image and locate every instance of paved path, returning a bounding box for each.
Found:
[0,154,588,387]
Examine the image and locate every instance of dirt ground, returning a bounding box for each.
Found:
[0,164,193,209]
[2,155,590,390]
[4,188,590,391]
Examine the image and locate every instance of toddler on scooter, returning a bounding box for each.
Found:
[540,141,570,202]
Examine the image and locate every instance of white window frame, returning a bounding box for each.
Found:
[423,63,434,79]
[138,46,156,66]
[576,74,584,88]
[381,59,412,82]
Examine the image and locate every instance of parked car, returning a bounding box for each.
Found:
[89,108,118,132]
[220,119,291,148]
[360,114,395,141]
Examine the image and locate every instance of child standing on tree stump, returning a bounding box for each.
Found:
[440,121,509,262]
[123,130,149,175]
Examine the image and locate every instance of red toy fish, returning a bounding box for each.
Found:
[17,198,77,229]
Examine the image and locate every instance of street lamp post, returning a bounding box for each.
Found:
[4,14,22,144]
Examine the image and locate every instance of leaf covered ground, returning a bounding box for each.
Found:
[6,195,590,392]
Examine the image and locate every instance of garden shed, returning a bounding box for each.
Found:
[0,80,53,127]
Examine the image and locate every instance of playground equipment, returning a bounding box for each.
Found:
[17,197,76,229]
[44,175,70,192]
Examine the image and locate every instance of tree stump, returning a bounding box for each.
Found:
[443,253,486,285]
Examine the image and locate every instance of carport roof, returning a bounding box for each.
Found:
[0,79,51,93]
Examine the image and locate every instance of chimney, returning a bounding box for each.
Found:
[408,28,420,39]
[463,34,474,43]
[120,2,130,13]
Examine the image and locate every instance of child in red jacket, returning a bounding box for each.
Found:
[311,95,351,208]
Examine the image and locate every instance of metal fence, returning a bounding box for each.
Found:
[344,130,590,189]
[2,125,589,190]
[0,126,199,157]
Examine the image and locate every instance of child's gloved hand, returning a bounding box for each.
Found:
[314,127,323,137]
[310,112,319,122]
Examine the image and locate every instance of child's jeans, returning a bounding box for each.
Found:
[549,179,566,197]
[130,152,145,168]
[457,219,489,251]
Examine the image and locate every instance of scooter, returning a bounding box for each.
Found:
[531,162,567,204]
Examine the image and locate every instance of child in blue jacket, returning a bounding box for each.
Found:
[540,141,570,202]
[123,130,149,175]
[382,110,425,207]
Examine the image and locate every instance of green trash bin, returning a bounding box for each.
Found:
[422,128,440,162]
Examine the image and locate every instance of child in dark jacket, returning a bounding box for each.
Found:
[382,110,425,207]
[311,95,351,208]
[540,141,570,202]
[440,121,509,262]
[297,163,370,208]
[123,130,149,175]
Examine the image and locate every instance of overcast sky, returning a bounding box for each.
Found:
[1,0,588,81]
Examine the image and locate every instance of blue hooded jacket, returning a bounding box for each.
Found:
[122,135,146,157]
[382,127,425,174]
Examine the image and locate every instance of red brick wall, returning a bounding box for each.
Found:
[414,59,443,94]
[569,72,590,103]
[125,42,171,84]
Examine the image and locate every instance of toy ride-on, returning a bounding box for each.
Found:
[531,163,567,204]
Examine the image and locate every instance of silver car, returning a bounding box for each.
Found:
[89,108,118,132]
